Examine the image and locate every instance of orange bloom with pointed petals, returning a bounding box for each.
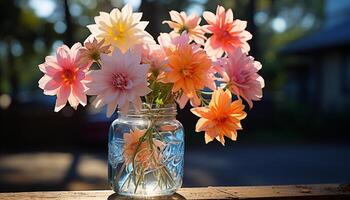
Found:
[161,33,215,109]
[191,89,246,145]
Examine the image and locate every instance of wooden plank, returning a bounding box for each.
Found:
[0,184,349,200]
[213,184,350,199]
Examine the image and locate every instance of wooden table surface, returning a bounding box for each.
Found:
[0,184,349,199]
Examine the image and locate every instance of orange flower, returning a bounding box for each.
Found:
[190,89,246,145]
[123,128,164,169]
[161,33,215,108]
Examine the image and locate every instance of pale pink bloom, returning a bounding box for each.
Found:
[141,44,169,77]
[163,10,206,44]
[219,48,264,108]
[157,33,176,52]
[203,5,252,58]
[87,4,155,53]
[38,43,91,112]
[85,48,152,117]
[80,36,111,65]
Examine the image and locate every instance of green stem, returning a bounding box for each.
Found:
[134,169,144,193]
[96,60,102,68]
[128,111,177,193]
[146,77,157,104]
[114,162,126,185]
[200,90,213,95]
[199,93,210,106]
[120,172,130,190]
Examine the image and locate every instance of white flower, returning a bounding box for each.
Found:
[87,4,155,53]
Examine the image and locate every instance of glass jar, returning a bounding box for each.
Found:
[108,103,184,197]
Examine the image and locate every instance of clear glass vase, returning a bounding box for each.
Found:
[108,103,184,197]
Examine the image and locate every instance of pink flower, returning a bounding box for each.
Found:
[203,5,252,58]
[141,44,169,77]
[163,11,206,44]
[80,36,111,65]
[85,48,152,117]
[219,48,264,108]
[38,43,91,112]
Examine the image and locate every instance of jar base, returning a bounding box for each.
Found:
[117,188,178,198]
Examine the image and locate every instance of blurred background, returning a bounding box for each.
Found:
[1,0,350,192]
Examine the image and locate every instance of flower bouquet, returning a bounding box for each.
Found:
[38,4,264,198]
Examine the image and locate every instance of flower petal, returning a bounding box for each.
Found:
[203,11,216,25]
[55,85,70,112]
[106,99,118,117]
[68,91,79,110]
[38,74,51,90]
[176,93,188,109]
[195,118,212,132]
[190,106,211,118]
[72,82,87,106]
[44,79,61,91]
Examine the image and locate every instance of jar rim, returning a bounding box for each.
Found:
[118,103,177,117]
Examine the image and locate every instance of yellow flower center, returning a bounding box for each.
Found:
[109,23,127,44]
[182,68,193,78]
[61,69,76,85]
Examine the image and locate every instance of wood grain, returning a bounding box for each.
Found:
[0,184,349,199]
